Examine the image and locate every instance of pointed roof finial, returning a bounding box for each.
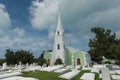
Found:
[55,4,64,35]
[58,4,61,12]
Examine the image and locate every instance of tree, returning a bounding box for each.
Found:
[0,59,5,66]
[5,49,34,65]
[54,58,63,65]
[38,58,46,66]
[88,27,120,63]
[38,50,45,60]
[37,50,46,66]
[5,49,16,65]
[15,50,34,64]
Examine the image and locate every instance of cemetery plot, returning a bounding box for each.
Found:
[91,68,100,73]
[40,65,64,72]
[59,70,80,79]
[101,67,111,80]
[54,67,70,73]
[80,73,95,80]
[1,76,38,80]
[110,70,116,74]
[115,70,120,74]
[0,72,22,79]
[23,66,41,72]
[111,75,120,80]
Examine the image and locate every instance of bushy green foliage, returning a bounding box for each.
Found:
[103,61,111,64]
[88,27,120,63]
[5,49,34,65]
[37,51,46,66]
[54,58,63,65]
[38,58,46,66]
[5,49,16,65]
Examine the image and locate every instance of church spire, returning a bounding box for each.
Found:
[56,7,64,35]
[51,7,65,65]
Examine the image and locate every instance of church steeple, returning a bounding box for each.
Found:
[51,7,65,65]
[56,8,64,35]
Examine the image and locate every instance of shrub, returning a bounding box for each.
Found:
[54,58,63,65]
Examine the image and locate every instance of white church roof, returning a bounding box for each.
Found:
[67,47,78,53]
[67,47,88,54]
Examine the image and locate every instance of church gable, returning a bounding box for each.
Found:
[65,47,87,66]
[74,51,85,66]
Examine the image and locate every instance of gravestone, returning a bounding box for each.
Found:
[101,67,111,80]
[2,62,7,70]
[15,64,18,68]
[18,62,22,72]
[26,63,29,68]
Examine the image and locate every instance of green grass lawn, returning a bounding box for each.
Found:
[22,70,102,80]
[22,71,67,80]
[95,73,102,80]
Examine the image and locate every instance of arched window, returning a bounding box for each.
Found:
[57,31,59,35]
[57,44,60,50]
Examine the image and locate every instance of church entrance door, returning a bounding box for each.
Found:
[48,59,50,66]
[77,58,81,65]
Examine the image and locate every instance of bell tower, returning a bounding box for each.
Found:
[51,8,65,65]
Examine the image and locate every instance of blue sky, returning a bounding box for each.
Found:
[0,0,120,58]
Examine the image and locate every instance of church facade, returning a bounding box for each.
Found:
[44,10,91,67]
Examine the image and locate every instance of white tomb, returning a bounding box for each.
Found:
[80,73,95,80]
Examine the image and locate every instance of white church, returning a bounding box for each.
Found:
[44,9,91,67]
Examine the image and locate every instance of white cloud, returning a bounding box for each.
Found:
[29,0,120,51]
[0,33,50,58]
[29,0,59,30]
[116,31,120,38]
[13,27,25,37]
[85,7,120,25]
[29,0,120,33]
[1,0,120,58]
[0,4,11,36]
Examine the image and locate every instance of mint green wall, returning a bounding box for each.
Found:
[65,48,86,66]
[65,48,72,65]
[44,52,52,60]
[74,51,85,66]
[44,48,90,66]
[85,54,91,65]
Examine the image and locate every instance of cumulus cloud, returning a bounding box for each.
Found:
[29,0,59,30]
[0,4,11,36]
[1,0,120,58]
[0,33,50,58]
[13,27,25,37]
[29,0,120,51]
[29,0,120,30]
[0,2,51,58]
